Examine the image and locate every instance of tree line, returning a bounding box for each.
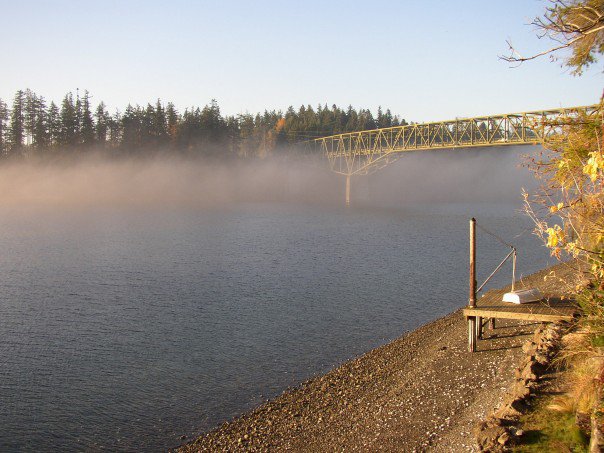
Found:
[0,89,407,159]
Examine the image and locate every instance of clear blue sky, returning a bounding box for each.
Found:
[1,0,601,122]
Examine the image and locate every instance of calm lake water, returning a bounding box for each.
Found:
[0,202,552,451]
[0,151,554,451]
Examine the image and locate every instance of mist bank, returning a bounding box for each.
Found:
[0,145,540,209]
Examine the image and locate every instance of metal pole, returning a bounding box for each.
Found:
[469,218,477,308]
[511,249,517,292]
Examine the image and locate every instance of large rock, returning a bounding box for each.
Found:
[475,321,569,451]
[475,419,509,452]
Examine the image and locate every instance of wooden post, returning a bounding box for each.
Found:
[468,317,476,352]
[345,174,351,206]
[476,316,483,339]
[468,218,477,352]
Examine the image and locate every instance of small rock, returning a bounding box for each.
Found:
[522,341,538,355]
[497,431,511,445]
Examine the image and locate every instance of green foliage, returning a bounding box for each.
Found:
[0,89,407,159]
[514,396,589,452]
[9,90,25,154]
[0,98,9,156]
[519,2,604,449]
[545,0,604,75]
[505,0,604,75]
[59,93,78,148]
[80,91,95,147]
[577,288,604,341]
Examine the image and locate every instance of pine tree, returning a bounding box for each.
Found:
[32,95,49,150]
[59,92,78,149]
[47,102,61,148]
[142,104,155,148]
[94,102,109,145]
[24,89,37,146]
[75,89,83,145]
[108,110,122,149]
[0,98,8,156]
[80,90,95,147]
[166,102,178,147]
[121,104,142,151]
[9,90,25,154]
[153,99,168,148]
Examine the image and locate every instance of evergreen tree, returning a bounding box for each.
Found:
[0,98,8,156]
[0,89,406,157]
[32,95,49,149]
[47,102,61,148]
[377,107,394,128]
[142,104,155,149]
[59,92,78,148]
[166,102,178,146]
[108,110,122,149]
[94,102,109,145]
[75,90,83,144]
[237,113,256,157]
[153,99,168,147]
[24,89,37,145]
[9,90,25,154]
[80,90,95,147]
[345,105,357,132]
[121,104,142,151]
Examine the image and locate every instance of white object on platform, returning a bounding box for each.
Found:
[502,288,543,304]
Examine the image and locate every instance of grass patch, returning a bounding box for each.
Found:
[513,396,589,453]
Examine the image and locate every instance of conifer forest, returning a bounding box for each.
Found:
[0,89,407,159]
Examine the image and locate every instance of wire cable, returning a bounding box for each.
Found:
[476,223,515,249]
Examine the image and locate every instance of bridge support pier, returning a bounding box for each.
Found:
[345,174,351,206]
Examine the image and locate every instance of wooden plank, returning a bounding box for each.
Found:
[463,307,575,322]
[474,298,577,314]
[463,261,583,351]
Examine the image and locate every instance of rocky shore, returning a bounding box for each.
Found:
[178,264,576,452]
[474,322,567,451]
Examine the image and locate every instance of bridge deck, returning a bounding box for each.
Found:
[309,104,599,176]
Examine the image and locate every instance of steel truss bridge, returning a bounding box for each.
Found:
[304,104,599,204]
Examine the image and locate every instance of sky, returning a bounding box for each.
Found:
[1,0,602,122]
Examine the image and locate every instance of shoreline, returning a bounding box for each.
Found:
[177,263,574,452]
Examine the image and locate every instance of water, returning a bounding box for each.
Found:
[0,148,555,451]
[0,201,553,451]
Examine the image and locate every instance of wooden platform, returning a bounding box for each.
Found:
[463,262,581,351]
[462,291,577,323]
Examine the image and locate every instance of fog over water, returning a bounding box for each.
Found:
[0,145,538,208]
[0,146,551,451]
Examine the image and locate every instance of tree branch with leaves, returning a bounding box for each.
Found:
[502,0,604,75]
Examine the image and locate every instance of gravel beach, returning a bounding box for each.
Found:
[178,263,575,452]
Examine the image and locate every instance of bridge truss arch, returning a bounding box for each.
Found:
[307,104,600,177]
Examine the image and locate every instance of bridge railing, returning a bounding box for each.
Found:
[305,104,600,176]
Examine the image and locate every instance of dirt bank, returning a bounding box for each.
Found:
[178,263,576,452]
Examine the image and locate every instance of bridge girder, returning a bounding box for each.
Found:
[307,105,600,176]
